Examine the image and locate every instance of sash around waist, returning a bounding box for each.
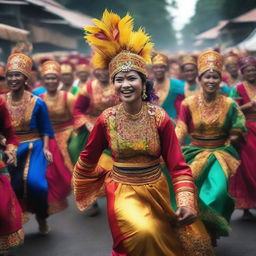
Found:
[191,135,227,148]
[52,120,73,133]
[112,159,161,185]
[16,131,41,143]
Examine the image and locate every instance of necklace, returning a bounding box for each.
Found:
[198,94,223,125]
[120,102,145,120]
[6,91,30,128]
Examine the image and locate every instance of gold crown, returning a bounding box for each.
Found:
[151,53,169,66]
[181,56,197,66]
[6,53,32,78]
[224,55,238,66]
[76,63,90,73]
[61,64,73,74]
[198,50,222,76]
[110,51,147,78]
[41,61,61,76]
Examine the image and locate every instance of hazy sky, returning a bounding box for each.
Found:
[167,0,198,31]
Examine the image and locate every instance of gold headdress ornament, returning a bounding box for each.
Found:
[224,55,239,66]
[84,9,154,78]
[181,55,197,67]
[198,50,223,77]
[151,52,169,66]
[6,53,32,79]
[61,63,73,74]
[41,60,61,77]
[76,59,91,73]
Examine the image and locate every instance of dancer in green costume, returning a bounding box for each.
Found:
[175,50,246,244]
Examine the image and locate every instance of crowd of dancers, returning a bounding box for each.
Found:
[0,9,256,256]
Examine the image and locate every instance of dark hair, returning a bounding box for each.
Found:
[112,71,159,103]
[137,72,159,103]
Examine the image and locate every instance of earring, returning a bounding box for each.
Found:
[142,87,147,100]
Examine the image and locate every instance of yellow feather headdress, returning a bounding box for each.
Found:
[84,9,154,78]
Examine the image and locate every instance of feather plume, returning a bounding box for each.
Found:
[84,9,153,68]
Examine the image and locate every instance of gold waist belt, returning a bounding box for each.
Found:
[112,159,161,185]
[52,121,73,133]
[191,136,227,148]
[16,132,41,143]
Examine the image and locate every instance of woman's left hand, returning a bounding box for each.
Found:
[175,206,197,226]
[43,148,53,163]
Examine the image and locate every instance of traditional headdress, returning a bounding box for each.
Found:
[84,9,153,78]
[76,59,91,73]
[6,53,32,79]
[181,55,197,67]
[224,53,239,66]
[41,60,61,77]
[151,52,169,66]
[238,56,256,71]
[60,62,73,74]
[11,41,33,55]
[197,50,223,77]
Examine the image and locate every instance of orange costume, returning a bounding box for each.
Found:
[40,60,75,172]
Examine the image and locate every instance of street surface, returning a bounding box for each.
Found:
[13,196,256,256]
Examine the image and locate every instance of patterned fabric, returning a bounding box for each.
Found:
[73,102,213,256]
[229,83,256,209]
[0,100,23,252]
[175,93,246,240]
[197,50,223,76]
[6,92,53,218]
[6,53,32,79]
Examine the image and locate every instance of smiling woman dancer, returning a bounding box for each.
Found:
[5,53,53,235]
[73,10,213,256]
[175,50,246,245]
[229,56,256,219]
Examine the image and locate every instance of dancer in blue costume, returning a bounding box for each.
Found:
[5,53,53,235]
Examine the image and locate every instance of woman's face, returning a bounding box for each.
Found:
[182,64,198,83]
[200,70,221,94]
[114,71,144,104]
[61,73,74,85]
[43,73,60,93]
[152,64,168,80]
[6,71,27,91]
[242,65,256,84]
[94,68,109,84]
[77,71,89,83]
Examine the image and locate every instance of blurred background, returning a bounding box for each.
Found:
[0,0,255,61]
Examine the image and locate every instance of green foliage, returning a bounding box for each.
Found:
[56,0,177,50]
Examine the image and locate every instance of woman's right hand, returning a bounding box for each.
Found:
[4,150,17,166]
[43,148,53,164]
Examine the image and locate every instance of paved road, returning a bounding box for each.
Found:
[13,196,256,256]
